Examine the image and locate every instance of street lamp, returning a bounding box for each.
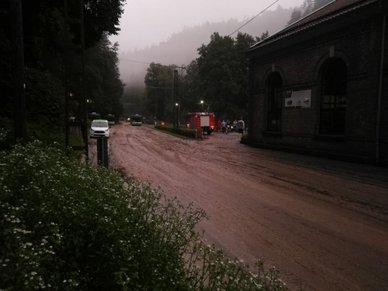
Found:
[175,102,180,128]
[200,100,204,111]
[172,69,178,127]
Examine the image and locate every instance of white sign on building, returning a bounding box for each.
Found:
[285,89,312,108]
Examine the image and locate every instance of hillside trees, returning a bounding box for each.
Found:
[288,0,332,24]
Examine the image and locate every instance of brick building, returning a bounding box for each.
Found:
[247,0,387,165]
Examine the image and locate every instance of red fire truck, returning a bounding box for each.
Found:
[187,112,216,135]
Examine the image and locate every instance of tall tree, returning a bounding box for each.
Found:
[196,33,236,118]
[85,36,124,119]
[179,60,201,113]
[0,0,125,145]
[194,32,256,120]
[144,63,175,121]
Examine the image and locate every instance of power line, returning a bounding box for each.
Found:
[228,0,280,37]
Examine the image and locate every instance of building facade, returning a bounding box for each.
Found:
[247,0,388,165]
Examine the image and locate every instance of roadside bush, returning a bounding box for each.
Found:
[0,141,287,290]
[155,125,197,139]
[0,117,14,150]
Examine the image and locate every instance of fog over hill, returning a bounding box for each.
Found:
[118,6,293,88]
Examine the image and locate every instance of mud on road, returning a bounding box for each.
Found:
[97,123,388,291]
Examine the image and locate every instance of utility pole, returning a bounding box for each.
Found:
[9,0,26,142]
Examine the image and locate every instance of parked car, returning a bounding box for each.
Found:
[90,119,110,138]
[106,114,115,127]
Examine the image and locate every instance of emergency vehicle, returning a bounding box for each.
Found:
[187,112,215,134]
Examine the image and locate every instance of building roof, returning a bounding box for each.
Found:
[249,0,379,51]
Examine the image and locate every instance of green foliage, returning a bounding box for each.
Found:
[142,32,259,123]
[25,68,64,126]
[0,141,195,289]
[190,32,256,120]
[85,36,124,119]
[0,118,14,150]
[0,142,287,290]
[0,0,125,147]
[179,60,201,112]
[144,63,176,120]
[141,32,269,124]
[187,244,287,291]
[155,125,197,139]
[21,0,124,51]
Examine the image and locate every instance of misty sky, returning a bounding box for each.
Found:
[110,0,305,52]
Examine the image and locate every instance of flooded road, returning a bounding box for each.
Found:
[100,123,388,290]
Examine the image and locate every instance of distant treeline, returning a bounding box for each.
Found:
[288,0,333,24]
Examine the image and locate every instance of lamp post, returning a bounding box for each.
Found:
[175,102,180,128]
[171,66,186,127]
[200,100,204,111]
[172,69,178,127]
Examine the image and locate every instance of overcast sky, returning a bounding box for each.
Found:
[110,0,305,52]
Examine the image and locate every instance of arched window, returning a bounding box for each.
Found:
[319,58,347,135]
[266,72,283,131]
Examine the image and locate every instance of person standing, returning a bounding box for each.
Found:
[221,120,227,133]
[237,119,245,134]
